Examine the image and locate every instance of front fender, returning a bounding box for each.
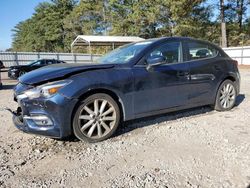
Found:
[59,68,135,121]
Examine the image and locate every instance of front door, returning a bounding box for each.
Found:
[133,40,190,116]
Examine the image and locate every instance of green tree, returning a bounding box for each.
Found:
[108,0,213,40]
[64,0,106,35]
[12,0,76,52]
[12,0,250,52]
[108,0,172,38]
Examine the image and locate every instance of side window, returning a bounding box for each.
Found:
[46,60,54,65]
[38,60,46,65]
[32,60,45,66]
[187,41,218,61]
[148,42,181,64]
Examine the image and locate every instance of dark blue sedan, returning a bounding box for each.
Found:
[11,37,240,142]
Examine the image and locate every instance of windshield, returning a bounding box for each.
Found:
[28,60,39,65]
[96,41,153,64]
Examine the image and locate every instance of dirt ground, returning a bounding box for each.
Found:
[0,69,249,188]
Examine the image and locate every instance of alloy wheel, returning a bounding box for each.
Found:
[78,99,117,139]
[219,82,236,109]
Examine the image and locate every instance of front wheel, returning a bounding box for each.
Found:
[214,80,237,111]
[73,93,120,142]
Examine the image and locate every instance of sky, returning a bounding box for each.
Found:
[0,0,48,51]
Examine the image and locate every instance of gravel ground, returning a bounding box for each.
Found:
[0,69,250,188]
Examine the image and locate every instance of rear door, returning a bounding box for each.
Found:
[133,40,190,116]
[184,40,221,105]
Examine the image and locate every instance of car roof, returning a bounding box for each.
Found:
[140,36,223,52]
[39,59,56,60]
[141,36,192,43]
[141,36,217,46]
[38,59,65,62]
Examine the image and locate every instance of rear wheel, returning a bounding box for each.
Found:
[214,80,236,111]
[73,93,120,142]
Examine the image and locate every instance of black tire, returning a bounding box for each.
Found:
[73,93,120,143]
[214,80,237,111]
[19,71,26,77]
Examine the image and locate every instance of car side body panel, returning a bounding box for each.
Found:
[11,37,241,139]
[132,62,190,116]
[59,67,135,121]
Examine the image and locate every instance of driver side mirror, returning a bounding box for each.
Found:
[146,55,166,72]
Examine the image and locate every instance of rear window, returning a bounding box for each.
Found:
[187,41,218,61]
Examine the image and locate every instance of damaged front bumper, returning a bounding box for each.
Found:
[8,92,78,139]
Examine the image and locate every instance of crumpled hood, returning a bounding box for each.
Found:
[18,63,114,85]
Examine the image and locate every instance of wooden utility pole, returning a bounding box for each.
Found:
[220,0,227,47]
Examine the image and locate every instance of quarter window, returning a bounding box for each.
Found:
[187,41,218,61]
[149,42,181,64]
